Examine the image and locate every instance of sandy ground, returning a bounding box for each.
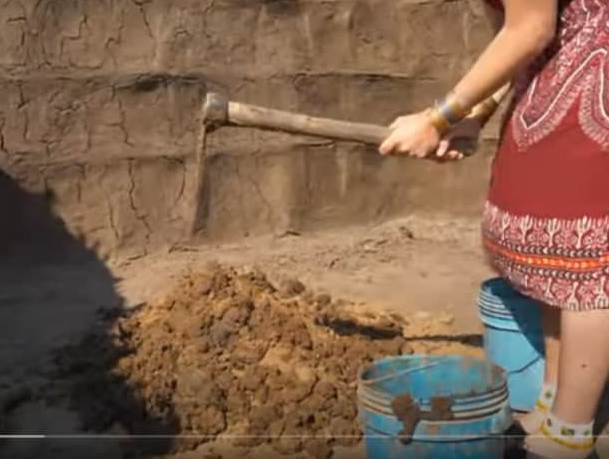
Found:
[1,214,608,458]
[117,214,490,334]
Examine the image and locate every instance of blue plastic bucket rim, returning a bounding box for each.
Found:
[358,388,508,413]
[480,277,526,298]
[478,293,536,310]
[359,403,512,441]
[358,380,508,412]
[358,355,505,388]
[479,298,543,331]
[478,292,526,306]
[358,390,509,420]
[478,300,534,313]
[358,355,508,408]
[479,306,515,318]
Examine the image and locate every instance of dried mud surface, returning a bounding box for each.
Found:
[52,263,422,458]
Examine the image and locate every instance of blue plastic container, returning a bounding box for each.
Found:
[479,278,545,411]
[358,355,511,459]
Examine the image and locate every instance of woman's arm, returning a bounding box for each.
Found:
[435,81,512,160]
[453,0,557,109]
[455,4,509,129]
[380,0,557,157]
[434,4,511,160]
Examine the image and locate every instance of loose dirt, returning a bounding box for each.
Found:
[0,215,496,459]
[52,263,430,458]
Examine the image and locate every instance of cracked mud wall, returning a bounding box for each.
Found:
[0,0,498,257]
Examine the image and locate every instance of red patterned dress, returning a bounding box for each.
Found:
[482,0,609,310]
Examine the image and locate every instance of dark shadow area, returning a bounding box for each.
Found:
[403,334,484,348]
[0,172,86,262]
[316,316,403,340]
[317,314,483,348]
[0,171,178,459]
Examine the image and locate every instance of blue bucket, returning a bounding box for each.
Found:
[479,278,545,411]
[358,355,511,459]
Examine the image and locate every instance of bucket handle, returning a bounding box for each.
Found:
[360,361,442,386]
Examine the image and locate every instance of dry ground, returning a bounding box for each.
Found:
[2,214,607,458]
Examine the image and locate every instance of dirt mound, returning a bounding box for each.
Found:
[54,263,412,458]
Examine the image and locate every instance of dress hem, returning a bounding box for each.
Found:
[482,201,609,311]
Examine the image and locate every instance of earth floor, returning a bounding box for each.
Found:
[1,214,608,458]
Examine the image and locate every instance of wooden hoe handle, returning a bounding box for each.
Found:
[203,92,389,146]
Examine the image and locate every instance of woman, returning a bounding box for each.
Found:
[380,1,609,458]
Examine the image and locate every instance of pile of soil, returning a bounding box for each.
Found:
[53,263,413,458]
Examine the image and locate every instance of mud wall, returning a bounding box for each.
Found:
[0,0,498,258]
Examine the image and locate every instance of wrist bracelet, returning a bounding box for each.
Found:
[428,93,470,135]
[428,108,451,136]
[436,94,469,125]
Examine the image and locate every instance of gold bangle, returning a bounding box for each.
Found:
[445,93,470,121]
[434,93,470,129]
[428,107,451,136]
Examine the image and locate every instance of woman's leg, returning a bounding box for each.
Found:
[520,303,561,433]
[526,309,609,458]
[553,309,609,421]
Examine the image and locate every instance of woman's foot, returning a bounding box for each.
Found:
[520,383,557,433]
[524,413,595,459]
[504,383,557,457]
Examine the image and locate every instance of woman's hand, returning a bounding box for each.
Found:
[379,112,482,161]
[434,116,483,161]
[379,110,441,158]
